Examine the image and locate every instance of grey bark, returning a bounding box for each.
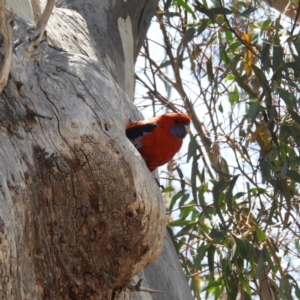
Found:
[1,34,165,299]
[0,0,193,299]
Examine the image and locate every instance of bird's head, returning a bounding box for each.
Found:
[159,113,191,139]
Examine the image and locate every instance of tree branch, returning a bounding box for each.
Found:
[140,51,177,86]
[31,0,56,42]
[266,0,300,21]
[156,13,217,177]
[136,74,178,112]
[0,2,13,94]
[30,0,42,24]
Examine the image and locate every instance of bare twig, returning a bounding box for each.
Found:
[291,2,300,36]
[156,13,216,177]
[140,52,177,86]
[265,238,285,278]
[136,74,178,112]
[31,0,56,42]
[157,9,176,71]
[258,265,279,300]
[218,0,260,59]
[30,0,42,24]
[0,2,14,93]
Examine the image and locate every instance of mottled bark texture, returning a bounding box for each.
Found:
[53,0,158,100]
[0,0,168,299]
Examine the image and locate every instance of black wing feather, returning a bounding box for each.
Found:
[126,123,158,141]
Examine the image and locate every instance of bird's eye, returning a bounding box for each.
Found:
[174,118,180,124]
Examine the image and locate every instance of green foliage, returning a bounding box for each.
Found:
[136,0,300,298]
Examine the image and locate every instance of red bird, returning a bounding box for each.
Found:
[126,113,191,171]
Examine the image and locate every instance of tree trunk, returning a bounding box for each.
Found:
[130,233,194,300]
[0,0,193,299]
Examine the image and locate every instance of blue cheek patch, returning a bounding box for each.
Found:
[170,126,187,139]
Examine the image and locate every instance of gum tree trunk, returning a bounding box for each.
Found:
[0,0,193,299]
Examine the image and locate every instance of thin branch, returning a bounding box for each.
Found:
[30,0,42,24]
[0,2,13,94]
[265,238,285,278]
[136,74,178,112]
[144,40,158,95]
[31,0,56,42]
[140,52,177,86]
[218,0,261,59]
[157,10,176,71]
[291,2,300,35]
[157,15,217,176]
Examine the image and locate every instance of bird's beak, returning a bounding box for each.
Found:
[185,124,190,133]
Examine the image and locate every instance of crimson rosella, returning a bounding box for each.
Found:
[126,113,191,171]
